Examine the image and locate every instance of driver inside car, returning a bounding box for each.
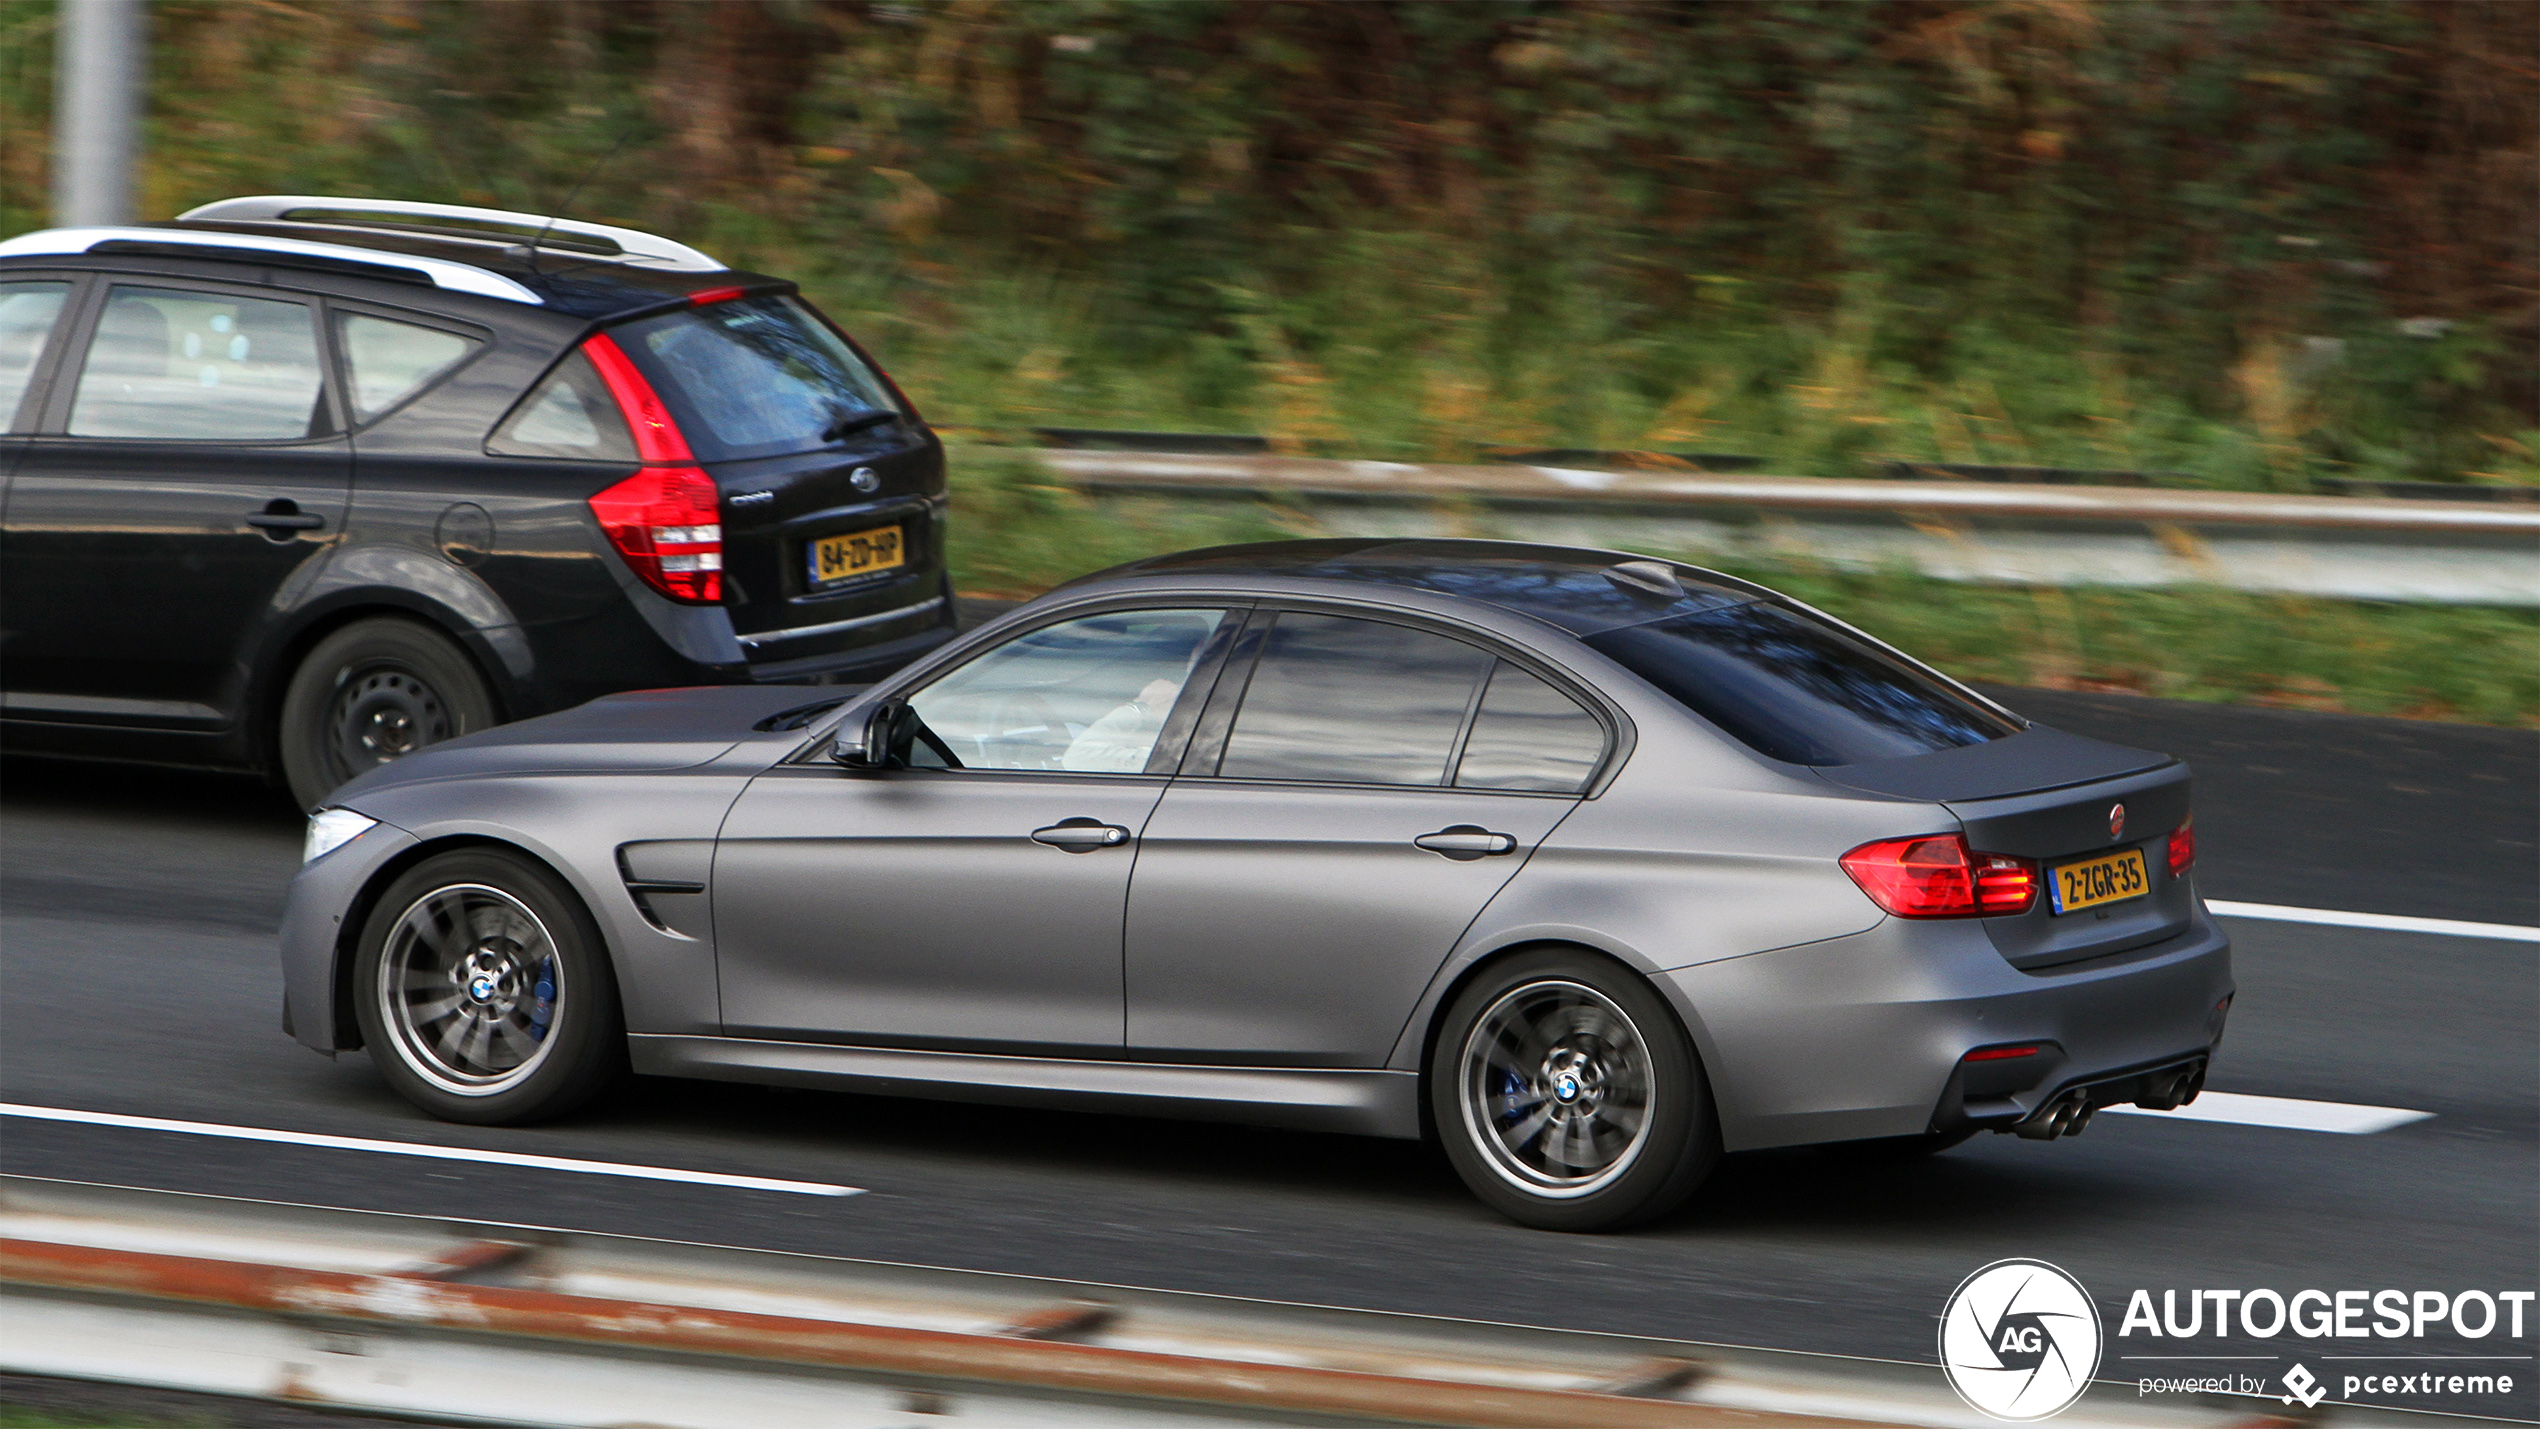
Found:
[1060,676,1184,772]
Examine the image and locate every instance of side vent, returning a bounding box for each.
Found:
[615,842,712,940]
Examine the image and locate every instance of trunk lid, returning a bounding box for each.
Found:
[1819,729,2197,971]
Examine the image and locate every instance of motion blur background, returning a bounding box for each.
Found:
[4,0,2535,719]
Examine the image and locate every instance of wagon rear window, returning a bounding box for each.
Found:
[1585,602,2019,766]
[612,296,902,462]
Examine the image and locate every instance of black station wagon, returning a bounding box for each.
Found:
[0,195,957,808]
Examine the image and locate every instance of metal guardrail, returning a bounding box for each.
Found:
[0,1175,2447,1429]
[1026,450,2540,605]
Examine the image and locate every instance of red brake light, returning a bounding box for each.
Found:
[1965,1044,2041,1062]
[1840,834,2037,918]
[2168,816,2195,879]
[578,332,720,604]
[688,284,748,307]
[588,466,722,604]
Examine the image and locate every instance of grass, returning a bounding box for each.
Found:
[942,445,2540,728]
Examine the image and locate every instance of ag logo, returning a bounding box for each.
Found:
[1940,1259,2103,1421]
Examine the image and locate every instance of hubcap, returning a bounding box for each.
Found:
[377,884,561,1096]
[1459,979,1655,1198]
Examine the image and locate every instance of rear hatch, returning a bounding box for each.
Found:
[606,294,950,669]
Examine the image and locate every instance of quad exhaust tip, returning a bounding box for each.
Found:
[2011,1061,2205,1139]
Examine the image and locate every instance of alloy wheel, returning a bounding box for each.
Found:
[1457,978,1656,1199]
[377,883,564,1096]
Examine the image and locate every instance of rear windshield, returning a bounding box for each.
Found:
[613,296,902,462]
[1584,602,2021,766]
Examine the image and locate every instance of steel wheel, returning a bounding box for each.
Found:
[376,882,564,1096]
[280,617,496,811]
[1458,978,1656,1199]
[330,663,454,779]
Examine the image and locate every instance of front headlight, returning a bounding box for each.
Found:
[303,808,379,864]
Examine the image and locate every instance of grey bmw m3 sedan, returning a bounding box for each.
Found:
[280,539,2234,1230]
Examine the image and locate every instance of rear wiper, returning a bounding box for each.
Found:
[821,408,899,444]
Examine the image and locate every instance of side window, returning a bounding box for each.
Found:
[0,281,71,429]
[907,608,1230,773]
[68,285,325,440]
[1218,613,1492,786]
[1453,662,1608,794]
[486,349,637,461]
[337,312,481,423]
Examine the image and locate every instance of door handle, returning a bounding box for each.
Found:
[1031,820,1131,852]
[1414,825,1518,860]
[245,501,325,536]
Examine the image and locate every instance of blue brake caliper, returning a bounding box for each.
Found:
[528,958,556,1041]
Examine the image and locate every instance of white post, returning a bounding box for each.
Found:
[52,0,148,227]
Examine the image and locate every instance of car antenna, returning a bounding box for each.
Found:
[521,123,639,277]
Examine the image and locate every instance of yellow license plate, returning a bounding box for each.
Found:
[809,525,904,585]
[2050,847,2148,914]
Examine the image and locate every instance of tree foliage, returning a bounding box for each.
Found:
[2,0,2532,482]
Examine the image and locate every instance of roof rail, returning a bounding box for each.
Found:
[177,196,725,273]
[0,227,544,305]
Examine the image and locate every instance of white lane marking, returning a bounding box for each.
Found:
[2207,900,2540,944]
[0,1104,862,1197]
[2102,1090,2432,1135]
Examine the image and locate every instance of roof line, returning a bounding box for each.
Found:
[0,226,545,305]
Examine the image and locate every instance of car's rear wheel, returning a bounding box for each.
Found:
[280,617,496,812]
[1430,948,1718,1232]
[352,848,623,1125]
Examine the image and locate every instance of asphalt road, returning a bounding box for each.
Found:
[1,690,2533,1420]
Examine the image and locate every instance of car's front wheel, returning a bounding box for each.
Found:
[279,617,497,812]
[1429,948,1719,1232]
[352,848,624,1125]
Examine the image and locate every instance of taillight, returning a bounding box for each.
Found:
[2168,816,2195,879]
[587,466,722,603]
[578,332,722,604]
[1840,834,2038,918]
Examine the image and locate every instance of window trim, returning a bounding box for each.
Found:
[0,269,89,435]
[323,298,491,431]
[1178,599,1627,798]
[37,275,347,445]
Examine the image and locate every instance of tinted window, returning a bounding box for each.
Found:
[338,313,479,422]
[615,296,901,462]
[909,609,1228,772]
[1454,662,1606,794]
[486,349,637,461]
[1585,602,2020,766]
[0,281,69,428]
[1219,613,1491,786]
[69,286,324,440]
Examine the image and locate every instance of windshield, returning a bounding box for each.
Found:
[614,295,903,462]
[1584,602,2020,766]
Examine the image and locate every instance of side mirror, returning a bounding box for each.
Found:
[832,698,906,769]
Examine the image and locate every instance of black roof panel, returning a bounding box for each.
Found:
[1085,538,1769,634]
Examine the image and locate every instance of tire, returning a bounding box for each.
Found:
[279,617,497,812]
[1429,948,1719,1232]
[351,848,624,1125]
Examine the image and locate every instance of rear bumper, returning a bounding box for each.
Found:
[1658,906,2233,1151]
